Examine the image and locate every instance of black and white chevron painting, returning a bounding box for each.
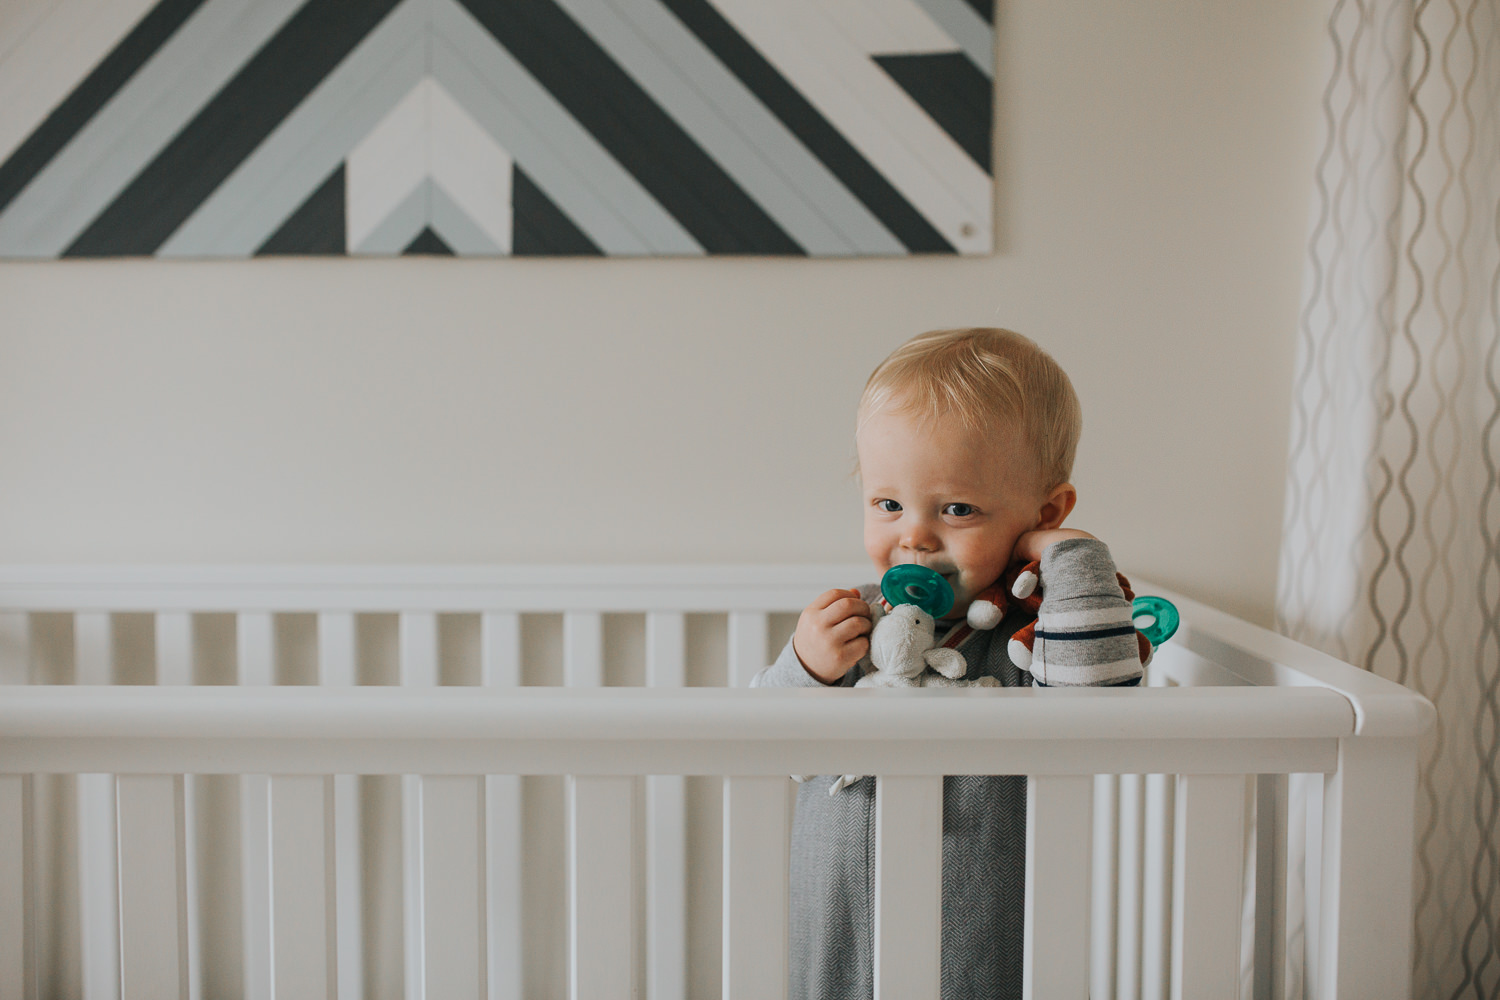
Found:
[0,0,994,258]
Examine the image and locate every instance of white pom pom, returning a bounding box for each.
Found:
[967,599,1004,630]
[1011,569,1038,600]
[1007,637,1032,670]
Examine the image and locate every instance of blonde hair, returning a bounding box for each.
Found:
[859,327,1082,489]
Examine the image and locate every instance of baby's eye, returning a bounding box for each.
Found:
[943,503,977,517]
[875,499,903,513]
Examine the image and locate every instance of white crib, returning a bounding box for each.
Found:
[0,565,1433,1000]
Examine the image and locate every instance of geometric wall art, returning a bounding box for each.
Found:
[0,0,994,258]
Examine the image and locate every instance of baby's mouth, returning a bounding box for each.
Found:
[895,560,957,579]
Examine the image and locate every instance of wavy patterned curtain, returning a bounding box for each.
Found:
[1278,0,1500,996]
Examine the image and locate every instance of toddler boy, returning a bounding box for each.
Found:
[752,327,1143,999]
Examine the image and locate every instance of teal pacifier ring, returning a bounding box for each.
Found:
[881,564,955,618]
[1132,595,1180,646]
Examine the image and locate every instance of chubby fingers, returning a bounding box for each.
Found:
[795,588,874,683]
[811,587,872,622]
[809,587,865,611]
[815,590,874,642]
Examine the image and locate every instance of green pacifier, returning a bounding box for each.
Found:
[1131,595,1180,646]
[881,564,955,618]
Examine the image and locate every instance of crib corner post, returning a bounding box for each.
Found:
[1315,735,1420,1000]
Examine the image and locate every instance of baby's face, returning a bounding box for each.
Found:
[857,407,1044,618]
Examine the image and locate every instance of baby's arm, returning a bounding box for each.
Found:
[1012,527,1096,565]
[750,588,872,687]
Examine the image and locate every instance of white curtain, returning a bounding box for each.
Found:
[1278,0,1500,997]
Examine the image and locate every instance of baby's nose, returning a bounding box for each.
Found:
[900,523,939,551]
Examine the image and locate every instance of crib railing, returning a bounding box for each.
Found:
[0,566,1434,1000]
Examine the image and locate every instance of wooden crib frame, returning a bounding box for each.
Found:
[0,566,1434,1000]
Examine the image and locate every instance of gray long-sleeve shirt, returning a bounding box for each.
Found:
[751,538,1138,1000]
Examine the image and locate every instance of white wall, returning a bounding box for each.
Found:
[0,0,1325,626]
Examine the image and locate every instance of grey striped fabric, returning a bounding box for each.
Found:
[1027,537,1143,687]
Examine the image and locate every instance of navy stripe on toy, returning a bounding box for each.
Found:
[1033,625,1138,641]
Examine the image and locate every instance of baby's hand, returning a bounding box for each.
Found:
[1012,528,1096,565]
[793,588,873,684]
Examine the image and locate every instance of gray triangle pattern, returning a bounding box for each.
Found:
[0,0,994,257]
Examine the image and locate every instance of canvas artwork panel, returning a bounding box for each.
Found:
[0,0,994,258]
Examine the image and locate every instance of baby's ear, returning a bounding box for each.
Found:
[1035,482,1077,530]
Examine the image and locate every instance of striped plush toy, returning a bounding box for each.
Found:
[965,559,1154,686]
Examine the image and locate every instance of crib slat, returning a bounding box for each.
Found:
[1171,774,1245,1000]
[399,613,438,1000]
[1141,773,1176,1000]
[117,775,186,1000]
[75,612,113,685]
[75,612,121,1000]
[315,612,361,1000]
[240,776,272,1000]
[1283,772,1318,1000]
[1091,774,1119,1000]
[269,776,334,999]
[646,612,686,688]
[400,615,488,997]
[400,612,439,687]
[722,776,788,1000]
[1242,777,1263,1000]
[1024,775,1093,999]
[727,612,768,688]
[1116,772,1145,1000]
[328,774,361,1000]
[238,612,275,687]
[484,772,522,1000]
[154,612,200,1000]
[564,612,604,688]
[563,613,620,998]
[481,612,523,1000]
[569,776,635,1000]
[1308,773,1326,999]
[421,776,486,998]
[238,613,275,1000]
[317,612,356,687]
[481,612,521,689]
[874,775,941,1000]
[646,612,687,1000]
[0,613,29,683]
[155,613,192,686]
[0,774,36,1000]
[79,771,121,1000]
[1264,774,1292,1000]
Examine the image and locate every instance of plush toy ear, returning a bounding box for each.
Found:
[1007,619,1037,671]
[925,647,967,679]
[1009,562,1040,600]
[965,582,1008,630]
